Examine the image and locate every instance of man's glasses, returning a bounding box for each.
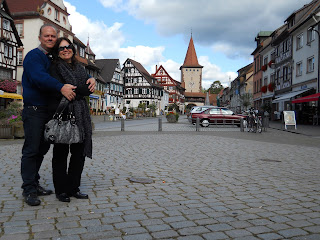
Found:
[58,45,72,52]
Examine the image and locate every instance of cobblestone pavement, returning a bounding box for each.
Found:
[1,128,320,239]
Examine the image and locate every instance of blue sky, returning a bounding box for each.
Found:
[64,0,311,89]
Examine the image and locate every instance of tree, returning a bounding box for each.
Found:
[207,80,223,94]
[240,93,253,111]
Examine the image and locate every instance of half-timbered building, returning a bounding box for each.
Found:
[0,0,23,109]
[152,65,185,111]
[122,58,163,114]
[96,59,124,111]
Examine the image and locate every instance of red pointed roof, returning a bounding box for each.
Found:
[181,36,203,68]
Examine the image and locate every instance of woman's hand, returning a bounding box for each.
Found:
[87,78,96,92]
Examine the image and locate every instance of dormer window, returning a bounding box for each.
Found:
[15,23,23,37]
[3,19,10,30]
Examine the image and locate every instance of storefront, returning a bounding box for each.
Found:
[0,91,23,110]
[292,92,320,125]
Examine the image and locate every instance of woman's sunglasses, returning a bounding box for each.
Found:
[58,45,73,52]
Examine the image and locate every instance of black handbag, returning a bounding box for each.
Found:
[44,97,82,144]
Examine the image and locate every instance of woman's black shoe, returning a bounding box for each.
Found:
[71,191,88,199]
[56,193,70,202]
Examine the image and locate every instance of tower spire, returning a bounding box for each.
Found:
[181,34,202,68]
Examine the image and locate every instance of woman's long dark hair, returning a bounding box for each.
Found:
[52,37,77,66]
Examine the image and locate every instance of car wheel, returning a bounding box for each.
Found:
[200,119,210,127]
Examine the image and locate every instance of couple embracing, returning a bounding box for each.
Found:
[21,24,95,206]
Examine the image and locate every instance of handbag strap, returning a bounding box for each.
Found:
[53,97,69,118]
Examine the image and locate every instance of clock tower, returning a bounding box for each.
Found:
[180,35,203,93]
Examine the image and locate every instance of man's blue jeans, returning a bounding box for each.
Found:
[21,106,51,195]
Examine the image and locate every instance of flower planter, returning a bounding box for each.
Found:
[12,121,24,138]
[0,124,14,139]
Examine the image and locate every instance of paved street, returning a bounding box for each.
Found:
[1,117,320,239]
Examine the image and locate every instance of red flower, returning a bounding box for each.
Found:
[268,82,275,92]
[261,86,267,93]
[261,65,267,71]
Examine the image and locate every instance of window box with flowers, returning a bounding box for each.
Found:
[268,82,275,92]
[0,79,18,93]
[268,60,275,68]
[261,65,267,72]
[261,85,267,93]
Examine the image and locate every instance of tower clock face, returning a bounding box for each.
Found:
[189,81,194,88]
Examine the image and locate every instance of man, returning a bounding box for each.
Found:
[21,24,95,206]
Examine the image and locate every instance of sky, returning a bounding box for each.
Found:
[63,0,312,89]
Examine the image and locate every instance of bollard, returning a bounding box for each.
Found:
[158,117,162,131]
[196,117,200,131]
[121,118,124,131]
[240,118,244,132]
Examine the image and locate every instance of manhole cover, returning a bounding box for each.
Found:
[128,177,154,184]
[259,159,281,163]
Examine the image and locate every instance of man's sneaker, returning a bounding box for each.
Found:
[37,185,53,196]
[24,193,41,206]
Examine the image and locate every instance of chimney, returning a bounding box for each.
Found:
[156,65,158,72]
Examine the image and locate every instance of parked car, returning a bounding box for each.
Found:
[191,107,245,127]
[187,105,213,122]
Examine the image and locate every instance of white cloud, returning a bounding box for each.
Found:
[99,0,311,59]
[65,1,125,59]
[119,45,165,68]
[199,56,237,89]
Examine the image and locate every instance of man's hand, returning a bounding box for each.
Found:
[86,78,96,92]
[61,84,77,101]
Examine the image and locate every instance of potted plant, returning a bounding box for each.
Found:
[166,112,179,123]
[8,115,24,138]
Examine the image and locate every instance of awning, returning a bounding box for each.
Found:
[292,92,320,103]
[272,89,310,103]
[89,94,99,99]
[0,92,23,100]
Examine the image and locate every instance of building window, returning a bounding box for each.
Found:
[134,88,138,94]
[3,19,10,30]
[270,73,275,83]
[263,77,268,86]
[283,66,288,81]
[307,28,315,44]
[307,57,315,73]
[15,23,23,37]
[296,61,302,76]
[263,57,268,66]
[4,45,8,58]
[79,47,85,57]
[54,9,60,21]
[17,50,23,65]
[297,34,303,50]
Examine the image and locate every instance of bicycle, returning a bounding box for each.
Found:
[247,109,262,133]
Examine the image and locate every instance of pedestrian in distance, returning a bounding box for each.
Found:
[48,37,93,202]
[21,24,95,206]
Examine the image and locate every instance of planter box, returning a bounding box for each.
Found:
[0,124,14,139]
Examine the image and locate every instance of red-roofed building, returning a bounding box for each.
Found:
[180,35,209,109]
[152,65,185,112]
[7,0,74,94]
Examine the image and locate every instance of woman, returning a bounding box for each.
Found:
[48,37,93,202]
